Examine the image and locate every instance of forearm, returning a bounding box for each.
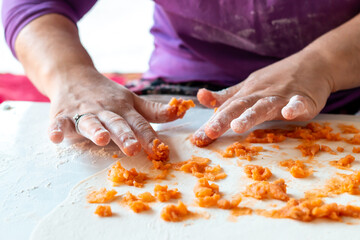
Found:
[302,13,360,92]
[14,14,97,99]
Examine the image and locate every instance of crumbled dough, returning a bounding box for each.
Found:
[161,201,190,222]
[147,139,170,162]
[260,198,360,222]
[94,205,112,217]
[193,178,221,207]
[154,184,181,202]
[87,188,117,203]
[244,165,272,181]
[330,155,355,168]
[108,161,147,187]
[223,142,263,160]
[279,160,312,178]
[172,155,227,181]
[243,179,289,201]
[168,97,195,118]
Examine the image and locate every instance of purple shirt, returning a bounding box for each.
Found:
[2,0,360,112]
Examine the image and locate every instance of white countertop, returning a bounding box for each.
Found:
[1,100,360,240]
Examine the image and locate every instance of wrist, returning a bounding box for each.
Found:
[44,64,101,101]
[296,46,335,93]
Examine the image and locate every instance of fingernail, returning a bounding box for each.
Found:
[124,138,139,149]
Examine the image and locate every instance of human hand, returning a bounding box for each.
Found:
[192,50,334,145]
[48,69,180,157]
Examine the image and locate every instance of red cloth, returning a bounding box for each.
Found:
[0,73,127,103]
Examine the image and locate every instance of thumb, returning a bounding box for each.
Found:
[281,95,318,121]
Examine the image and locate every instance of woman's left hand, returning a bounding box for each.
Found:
[192,49,334,143]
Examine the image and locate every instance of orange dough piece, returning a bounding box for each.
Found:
[296,141,320,157]
[222,142,263,160]
[108,161,147,188]
[244,165,272,181]
[122,192,150,213]
[345,134,360,145]
[330,155,355,168]
[112,154,118,158]
[193,178,221,207]
[243,179,289,201]
[168,97,195,118]
[246,129,286,143]
[94,205,112,217]
[261,198,360,222]
[337,146,344,152]
[161,201,190,222]
[154,184,181,202]
[138,192,156,202]
[338,124,360,134]
[210,99,217,107]
[147,139,170,162]
[151,160,172,180]
[172,155,227,181]
[87,188,118,203]
[286,122,341,141]
[279,160,312,178]
[353,147,360,153]
[306,171,360,198]
[128,200,150,213]
[217,195,242,210]
[320,145,337,155]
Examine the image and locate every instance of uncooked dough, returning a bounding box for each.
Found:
[31,112,360,240]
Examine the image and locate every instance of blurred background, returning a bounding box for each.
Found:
[0,0,155,74]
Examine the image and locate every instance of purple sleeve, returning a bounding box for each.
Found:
[1,0,97,57]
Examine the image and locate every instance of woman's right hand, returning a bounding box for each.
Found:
[48,68,180,157]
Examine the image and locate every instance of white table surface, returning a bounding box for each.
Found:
[1,100,360,240]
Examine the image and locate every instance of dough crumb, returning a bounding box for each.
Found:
[147,139,169,162]
[94,205,112,217]
[108,161,147,187]
[279,160,312,178]
[87,188,118,203]
[172,155,227,181]
[161,201,190,222]
[154,184,181,202]
[168,97,195,118]
[244,165,272,181]
[243,179,289,201]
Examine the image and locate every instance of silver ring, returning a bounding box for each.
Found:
[73,113,92,134]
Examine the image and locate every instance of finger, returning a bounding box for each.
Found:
[281,95,317,121]
[77,114,111,146]
[230,96,286,133]
[48,116,76,144]
[191,124,216,147]
[197,85,241,108]
[204,96,256,139]
[133,95,179,123]
[97,111,141,156]
[122,109,163,157]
